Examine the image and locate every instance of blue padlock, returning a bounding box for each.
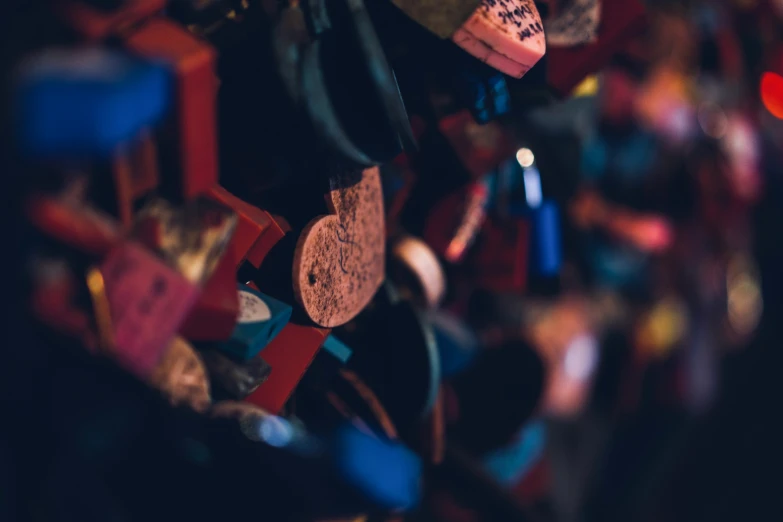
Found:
[15,48,170,158]
[217,284,292,361]
[333,423,422,511]
[506,200,561,276]
[531,200,561,276]
[456,60,512,124]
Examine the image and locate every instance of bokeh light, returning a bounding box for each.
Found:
[760,72,783,119]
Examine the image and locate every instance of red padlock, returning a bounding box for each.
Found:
[26,193,121,258]
[244,323,330,415]
[207,185,289,269]
[124,18,219,200]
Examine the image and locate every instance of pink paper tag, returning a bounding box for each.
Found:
[101,242,200,378]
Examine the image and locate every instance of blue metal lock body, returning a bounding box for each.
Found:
[218,284,292,362]
[488,158,562,276]
[16,48,170,158]
[530,201,561,276]
[333,423,422,511]
[453,53,511,124]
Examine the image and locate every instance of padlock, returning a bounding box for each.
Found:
[14,47,169,229]
[244,324,330,414]
[332,423,422,512]
[452,0,547,79]
[96,195,236,377]
[455,64,512,123]
[99,240,201,378]
[289,167,386,328]
[123,17,219,200]
[389,0,546,78]
[214,284,292,361]
[207,185,288,269]
[493,154,561,279]
[14,47,169,159]
[211,402,422,515]
[26,190,121,257]
[529,200,561,276]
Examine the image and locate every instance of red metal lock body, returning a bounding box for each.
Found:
[207,185,289,269]
[124,18,219,200]
[244,323,331,414]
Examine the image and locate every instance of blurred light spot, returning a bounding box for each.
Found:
[256,415,295,448]
[445,183,488,263]
[572,75,599,97]
[698,102,728,139]
[761,72,783,119]
[722,115,762,202]
[640,298,688,358]
[516,147,535,168]
[563,334,598,381]
[727,254,763,337]
[667,104,695,142]
[523,165,543,208]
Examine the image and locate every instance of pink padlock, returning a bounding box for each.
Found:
[101,241,200,378]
